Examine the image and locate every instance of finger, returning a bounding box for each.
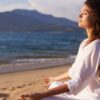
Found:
[44,78,50,82]
[44,82,51,87]
[23,95,31,97]
[17,96,25,100]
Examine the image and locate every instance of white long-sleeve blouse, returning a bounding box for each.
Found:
[66,39,100,100]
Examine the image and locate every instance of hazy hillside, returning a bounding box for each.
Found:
[0,9,80,32]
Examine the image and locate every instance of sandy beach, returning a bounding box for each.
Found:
[0,64,70,100]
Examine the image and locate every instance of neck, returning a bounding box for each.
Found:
[86,28,93,39]
[86,28,98,41]
[85,28,100,46]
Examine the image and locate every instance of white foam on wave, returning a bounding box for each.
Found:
[0,55,76,74]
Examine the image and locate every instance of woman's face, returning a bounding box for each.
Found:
[78,4,94,29]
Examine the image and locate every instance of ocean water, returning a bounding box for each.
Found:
[0,31,86,61]
[0,31,87,73]
[0,32,85,59]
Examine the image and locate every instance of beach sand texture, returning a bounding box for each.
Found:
[0,65,70,100]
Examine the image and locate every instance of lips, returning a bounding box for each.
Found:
[79,20,82,22]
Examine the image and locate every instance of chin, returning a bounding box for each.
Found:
[78,23,82,28]
[78,23,85,28]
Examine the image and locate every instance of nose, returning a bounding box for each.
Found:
[78,14,82,18]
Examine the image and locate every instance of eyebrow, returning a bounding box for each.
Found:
[81,9,91,13]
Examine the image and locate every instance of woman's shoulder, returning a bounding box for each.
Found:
[81,38,100,48]
[93,39,100,52]
[85,39,100,54]
[80,38,88,47]
[91,39,100,49]
[79,38,100,54]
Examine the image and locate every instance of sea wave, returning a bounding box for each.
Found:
[0,55,76,74]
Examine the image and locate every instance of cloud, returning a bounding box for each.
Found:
[27,0,43,10]
[0,3,33,12]
[0,0,85,21]
[0,0,33,12]
[27,0,85,21]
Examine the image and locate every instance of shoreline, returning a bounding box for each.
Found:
[0,57,75,74]
[0,63,71,75]
[0,64,70,100]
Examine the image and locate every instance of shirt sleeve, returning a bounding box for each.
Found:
[67,39,87,78]
[65,46,99,95]
[68,63,76,78]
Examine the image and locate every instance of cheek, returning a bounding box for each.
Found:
[87,16,94,25]
[78,16,93,28]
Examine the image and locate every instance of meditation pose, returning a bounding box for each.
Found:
[19,0,100,100]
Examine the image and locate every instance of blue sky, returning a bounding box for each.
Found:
[0,0,85,21]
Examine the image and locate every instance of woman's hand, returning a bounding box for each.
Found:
[44,72,70,87]
[44,77,56,87]
[31,93,42,100]
[18,93,42,100]
[18,94,30,100]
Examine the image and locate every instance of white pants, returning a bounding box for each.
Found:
[42,81,80,100]
[42,81,98,100]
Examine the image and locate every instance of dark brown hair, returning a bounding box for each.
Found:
[85,0,100,37]
[85,0,100,77]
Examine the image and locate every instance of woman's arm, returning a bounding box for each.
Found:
[20,83,69,100]
[39,83,69,98]
[54,72,71,81]
[44,71,71,87]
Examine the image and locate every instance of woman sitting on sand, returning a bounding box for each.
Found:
[19,0,100,100]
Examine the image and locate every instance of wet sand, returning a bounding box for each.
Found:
[0,64,70,100]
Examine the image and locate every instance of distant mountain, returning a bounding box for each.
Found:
[0,9,80,32]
